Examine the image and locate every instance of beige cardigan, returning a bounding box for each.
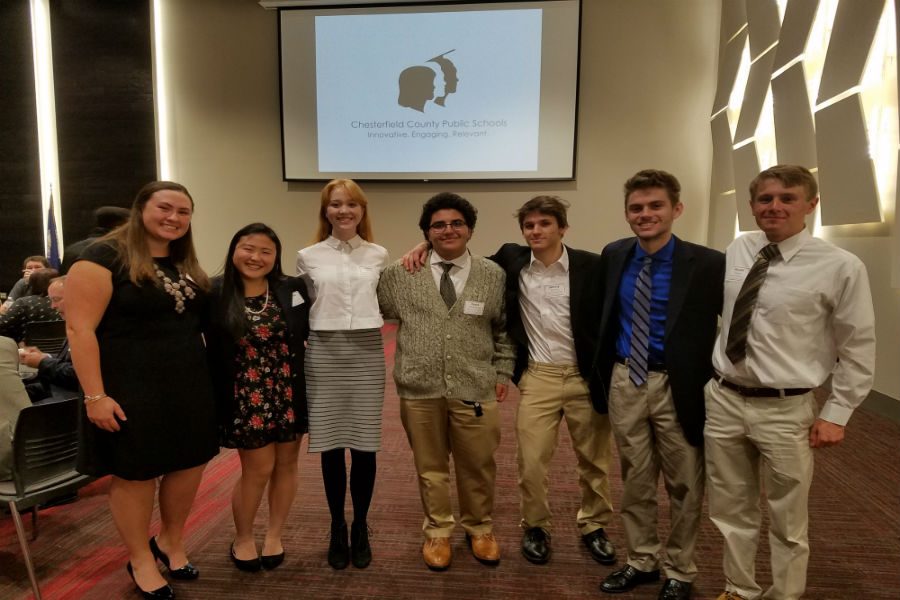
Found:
[0,336,31,479]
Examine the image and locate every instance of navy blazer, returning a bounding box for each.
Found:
[206,276,311,435]
[489,243,604,401]
[590,236,724,447]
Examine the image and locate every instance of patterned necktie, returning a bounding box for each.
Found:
[629,256,653,386]
[725,243,781,364]
[439,262,456,309]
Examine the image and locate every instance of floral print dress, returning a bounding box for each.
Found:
[222,294,296,449]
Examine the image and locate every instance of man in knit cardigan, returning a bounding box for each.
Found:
[378,192,516,572]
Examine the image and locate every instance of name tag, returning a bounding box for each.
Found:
[291,291,305,307]
[545,284,566,297]
[726,266,749,281]
[463,300,485,315]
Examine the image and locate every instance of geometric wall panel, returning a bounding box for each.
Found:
[713,28,749,112]
[721,0,749,47]
[711,111,736,196]
[733,142,762,230]
[734,47,777,142]
[746,0,782,57]
[773,0,819,72]
[817,0,886,103]
[772,62,817,166]
[815,95,882,224]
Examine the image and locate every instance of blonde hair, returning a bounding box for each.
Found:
[102,181,209,290]
[314,179,374,242]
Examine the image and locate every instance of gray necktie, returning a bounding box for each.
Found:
[440,262,456,309]
[629,256,652,386]
[725,243,781,364]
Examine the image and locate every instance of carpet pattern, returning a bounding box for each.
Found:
[2,325,899,599]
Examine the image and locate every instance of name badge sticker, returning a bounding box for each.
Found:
[463,300,485,315]
[291,291,305,307]
[726,266,750,282]
[545,284,565,297]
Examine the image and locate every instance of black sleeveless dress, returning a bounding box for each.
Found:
[76,242,218,480]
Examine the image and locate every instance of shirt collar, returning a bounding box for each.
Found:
[325,234,363,250]
[634,235,675,262]
[431,249,470,269]
[759,228,810,263]
[528,245,570,272]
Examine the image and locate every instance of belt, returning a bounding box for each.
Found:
[715,375,811,398]
[615,356,666,372]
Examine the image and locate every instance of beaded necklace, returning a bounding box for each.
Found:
[244,283,270,321]
[154,263,196,314]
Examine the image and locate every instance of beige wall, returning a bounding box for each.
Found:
[160,0,720,264]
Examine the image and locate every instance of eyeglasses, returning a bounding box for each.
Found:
[429,219,467,232]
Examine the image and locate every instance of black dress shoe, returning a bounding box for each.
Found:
[600,565,661,594]
[260,551,285,570]
[658,578,692,600]
[126,562,175,599]
[328,522,349,570]
[350,521,372,569]
[149,537,199,580]
[582,528,616,565]
[230,543,261,572]
[521,527,551,564]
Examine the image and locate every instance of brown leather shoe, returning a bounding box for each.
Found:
[422,537,451,571]
[467,532,500,566]
[715,593,747,600]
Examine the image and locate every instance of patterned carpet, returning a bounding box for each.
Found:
[2,325,899,599]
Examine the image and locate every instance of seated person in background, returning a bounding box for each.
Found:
[21,276,77,402]
[1,255,50,314]
[0,268,61,343]
[60,206,131,274]
[0,336,31,479]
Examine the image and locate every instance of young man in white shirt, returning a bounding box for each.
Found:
[706,164,876,600]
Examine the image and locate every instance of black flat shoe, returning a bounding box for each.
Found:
[521,527,551,564]
[230,543,261,572]
[328,522,349,570]
[582,528,617,565]
[149,537,199,580]
[260,551,285,570]
[600,565,660,594]
[658,578,692,600]
[350,521,372,569]
[126,562,175,599]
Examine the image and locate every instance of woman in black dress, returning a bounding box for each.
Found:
[207,223,310,572]
[67,182,217,599]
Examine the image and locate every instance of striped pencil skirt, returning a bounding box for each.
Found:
[305,328,385,452]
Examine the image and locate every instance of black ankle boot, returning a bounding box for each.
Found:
[328,522,349,570]
[350,521,372,569]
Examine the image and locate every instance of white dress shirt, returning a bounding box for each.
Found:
[429,249,471,297]
[712,229,876,425]
[518,247,577,365]
[296,235,390,330]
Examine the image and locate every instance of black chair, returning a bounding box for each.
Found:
[23,320,67,355]
[0,397,94,600]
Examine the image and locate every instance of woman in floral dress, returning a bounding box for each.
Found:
[207,223,310,572]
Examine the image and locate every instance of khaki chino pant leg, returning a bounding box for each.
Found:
[400,396,455,538]
[704,378,816,600]
[516,363,613,534]
[448,395,500,536]
[608,363,703,581]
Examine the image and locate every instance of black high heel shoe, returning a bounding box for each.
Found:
[149,537,200,580]
[126,562,175,599]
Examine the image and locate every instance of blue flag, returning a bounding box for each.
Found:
[46,191,61,269]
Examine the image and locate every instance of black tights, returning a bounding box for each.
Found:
[321,448,376,527]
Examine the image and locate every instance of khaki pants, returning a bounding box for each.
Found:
[704,378,816,600]
[400,395,500,538]
[608,362,704,581]
[516,362,613,534]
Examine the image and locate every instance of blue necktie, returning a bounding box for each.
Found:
[629,256,652,386]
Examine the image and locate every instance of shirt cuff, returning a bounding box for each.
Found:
[817,401,854,426]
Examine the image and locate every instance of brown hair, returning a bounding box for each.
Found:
[623,169,682,206]
[314,179,374,242]
[515,195,570,229]
[23,255,50,268]
[27,268,59,296]
[749,164,818,201]
[102,181,209,290]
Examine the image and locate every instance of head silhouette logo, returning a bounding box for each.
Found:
[398,49,458,112]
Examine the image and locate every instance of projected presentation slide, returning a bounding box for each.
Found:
[315,10,542,173]
[279,0,580,181]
